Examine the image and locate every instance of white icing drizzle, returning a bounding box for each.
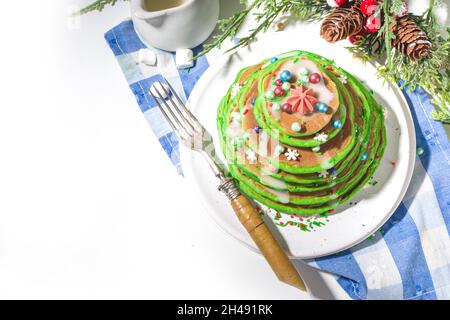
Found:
[258,131,270,157]
[226,120,243,138]
[267,187,290,204]
[261,175,288,190]
[320,156,334,170]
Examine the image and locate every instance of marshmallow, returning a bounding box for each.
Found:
[138,48,157,66]
[150,82,170,99]
[176,49,194,69]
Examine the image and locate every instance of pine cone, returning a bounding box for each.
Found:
[392,16,431,61]
[320,4,364,43]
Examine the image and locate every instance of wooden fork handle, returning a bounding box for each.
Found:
[219,179,306,291]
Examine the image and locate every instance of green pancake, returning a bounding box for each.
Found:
[217,50,386,216]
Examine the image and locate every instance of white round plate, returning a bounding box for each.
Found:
[181,24,416,259]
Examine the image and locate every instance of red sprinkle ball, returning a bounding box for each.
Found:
[334,0,348,6]
[275,79,284,86]
[274,87,286,97]
[309,73,321,84]
[282,103,293,113]
[327,0,347,7]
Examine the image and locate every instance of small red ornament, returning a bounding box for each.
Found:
[275,79,284,86]
[360,0,378,16]
[282,103,293,113]
[365,15,381,33]
[335,0,347,6]
[274,87,286,97]
[309,73,321,84]
[326,0,347,7]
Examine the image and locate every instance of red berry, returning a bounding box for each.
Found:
[365,15,381,33]
[282,103,293,113]
[275,79,284,86]
[327,0,347,7]
[309,73,321,84]
[274,87,286,97]
[334,0,348,6]
[360,0,378,16]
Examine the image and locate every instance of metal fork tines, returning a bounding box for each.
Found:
[149,79,224,179]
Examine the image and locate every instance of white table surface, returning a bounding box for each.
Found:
[0,0,354,300]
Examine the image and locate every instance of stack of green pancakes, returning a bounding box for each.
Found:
[217,50,387,216]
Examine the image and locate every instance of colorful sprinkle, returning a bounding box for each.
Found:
[298,67,309,76]
[270,57,278,63]
[361,151,368,161]
[275,79,284,87]
[314,133,328,143]
[291,122,302,132]
[275,145,286,155]
[316,102,329,113]
[281,82,291,91]
[309,73,321,84]
[298,74,309,85]
[265,90,275,100]
[284,148,300,161]
[319,170,329,179]
[280,70,292,82]
[282,103,293,114]
[274,87,286,97]
[328,168,337,176]
[332,119,343,129]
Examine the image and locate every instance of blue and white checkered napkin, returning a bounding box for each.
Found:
[105,20,450,300]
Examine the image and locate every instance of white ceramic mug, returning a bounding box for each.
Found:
[131,0,220,52]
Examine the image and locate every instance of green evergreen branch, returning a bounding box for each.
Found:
[350,0,449,124]
[81,0,449,123]
[78,0,127,15]
[198,0,332,59]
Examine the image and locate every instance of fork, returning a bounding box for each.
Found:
[150,79,306,291]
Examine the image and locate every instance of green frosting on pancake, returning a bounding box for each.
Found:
[217,50,386,216]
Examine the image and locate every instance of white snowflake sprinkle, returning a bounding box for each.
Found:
[338,75,348,84]
[246,149,257,163]
[318,170,329,179]
[284,149,300,161]
[314,133,328,143]
[231,83,242,99]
